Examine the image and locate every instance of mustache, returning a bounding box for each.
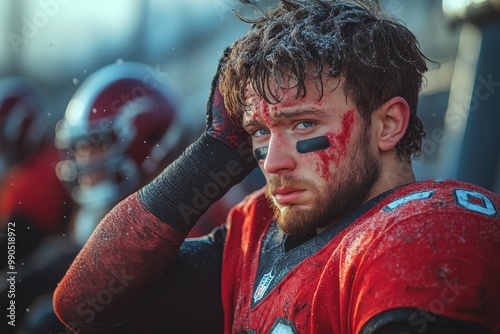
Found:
[266,175,315,191]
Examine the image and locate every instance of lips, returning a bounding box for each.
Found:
[272,186,305,205]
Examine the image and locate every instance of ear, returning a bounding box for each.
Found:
[372,96,410,152]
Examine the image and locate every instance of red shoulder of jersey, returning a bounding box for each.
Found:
[346,179,500,333]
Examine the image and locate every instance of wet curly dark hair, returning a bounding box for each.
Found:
[219,0,433,161]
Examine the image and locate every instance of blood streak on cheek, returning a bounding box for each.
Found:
[313,109,356,180]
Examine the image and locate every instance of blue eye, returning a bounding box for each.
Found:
[296,121,315,130]
[253,128,270,137]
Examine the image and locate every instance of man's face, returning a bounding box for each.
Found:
[243,77,380,236]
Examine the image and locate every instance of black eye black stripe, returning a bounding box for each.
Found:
[254,146,268,160]
[253,136,330,161]
[296,136,330,153]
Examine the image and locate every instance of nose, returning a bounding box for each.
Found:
[263,133,296,175]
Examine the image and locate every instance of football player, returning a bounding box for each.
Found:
[53,1,500,333]
[0,76,73,266]
[54,61,187,245]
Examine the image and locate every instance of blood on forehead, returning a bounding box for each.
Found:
[246,91,310,127]
[244,95,276,128]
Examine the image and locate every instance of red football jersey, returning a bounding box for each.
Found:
[221,179,500,333]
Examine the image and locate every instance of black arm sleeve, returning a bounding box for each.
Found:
[361,308,495,334]
[151,225,227,334]
[53,193,228,334]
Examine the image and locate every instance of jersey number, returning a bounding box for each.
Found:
[454,189,497,216]
[383,188,498,216]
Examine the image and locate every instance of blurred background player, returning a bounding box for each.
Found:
[0,75,75,334]
[1,59,263,334]
[0,76,73,269]
[54,60,189,245]
[2,61,191,334]
[0,77,45,179]
[53,60,261,242]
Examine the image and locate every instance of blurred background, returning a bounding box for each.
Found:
[0,0,499,332]
[0,0,499,192]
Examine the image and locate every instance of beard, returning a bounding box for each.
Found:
[265,132,380,237]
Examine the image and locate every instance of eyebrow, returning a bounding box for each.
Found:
[242,118,260,128]
[273,108,330,119]
[242,108,330,128]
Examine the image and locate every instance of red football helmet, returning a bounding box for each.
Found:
[55,61,184,206]
[0,77,48,177]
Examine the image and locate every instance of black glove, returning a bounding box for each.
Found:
[205,47,250,150]
[139,49,256,233]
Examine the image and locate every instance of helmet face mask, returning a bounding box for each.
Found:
[55,62,181,206]
[57,138,141,205]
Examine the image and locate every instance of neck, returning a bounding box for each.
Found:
[368,156,415,202]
